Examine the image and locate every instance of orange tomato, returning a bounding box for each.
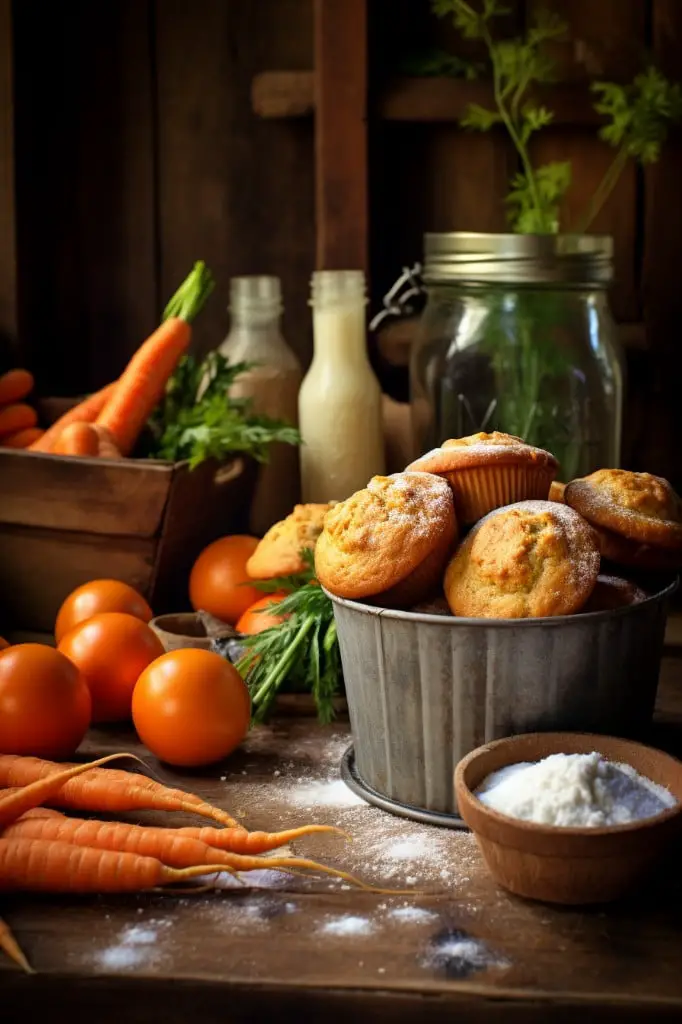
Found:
[55,579,153,644]
[132,649,250,767]
[189,535,260,625]
[0,643,91,758]
[58,612,164,723]
[236,592,288,635]
[0,636,9,651]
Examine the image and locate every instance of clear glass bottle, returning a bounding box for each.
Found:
[299,270,385,502]
[409,233,625,480]
[219,276,302,534]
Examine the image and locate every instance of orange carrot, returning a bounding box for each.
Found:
[29,382,116,452]
[0,836,381,893]
[52,422,100,457]
[4,815,333,868]
[0,915,32,973]
[0,755,238,827]
[0,369,33,406]
[0,403,37,437]
[0,753,135,829]
[96,261,214,455]
[173,823,346,854]
[1,426,44,448]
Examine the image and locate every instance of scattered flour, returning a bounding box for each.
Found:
[477,752,678,827]
[319,914,375,937]
[93,920,171,973]
[388,905,438,924]
[424,929,510,978]
[286,778,365,809]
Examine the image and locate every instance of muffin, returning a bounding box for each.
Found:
[315,472,457,607]
[406,432,558,525]
[246,502,336,579]
[581,574,647,613]
[444,500,600,619]
[565,469,682,568]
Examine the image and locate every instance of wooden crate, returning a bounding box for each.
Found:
[0,444,257,633]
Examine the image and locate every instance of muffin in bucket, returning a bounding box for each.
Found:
[565,469,682,570]
[406,432,558,525]
[444,500,600,619]
[315,472,457,608]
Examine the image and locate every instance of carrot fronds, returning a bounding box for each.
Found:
[163,261,215,324]
[0,915,33,973]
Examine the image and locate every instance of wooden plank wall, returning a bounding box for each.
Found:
[7,0,315,393]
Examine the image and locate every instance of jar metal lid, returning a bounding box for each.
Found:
[423,232,614,287]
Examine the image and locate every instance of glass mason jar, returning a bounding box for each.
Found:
[408,233,625,480]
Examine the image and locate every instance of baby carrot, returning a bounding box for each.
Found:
[0,838,378,893]
[0,368,33,406]
[0,915,32,973]
[0,755,238,827]
[52,422,100,457]
[0,753,135,829]
[0,427,44,449]
[29,382,116,452]
[0,403,37,437]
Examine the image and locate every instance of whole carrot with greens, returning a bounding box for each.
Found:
[52,422,100,457]
[96,261,214,455]
[0,754,239,827]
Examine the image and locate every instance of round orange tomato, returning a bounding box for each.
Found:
[55,579,153,643]
[236,592,288,635]
[189,535,260,625]
[58,612,164,723]
[132,649,250,767]
[0,643,91,758]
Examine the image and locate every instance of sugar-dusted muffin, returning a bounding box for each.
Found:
[315,472,457,607]
[246,502,336,580]
[406,432,558,525]
[565,469,682,564]
[581,573,647,614]
[444,500,600,619]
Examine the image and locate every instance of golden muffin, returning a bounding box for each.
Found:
[315,472,457,607]
[581,573,647,613]
[444,500,600,619]
[565,470,682,561]
[246,502,336,580]
[406,431,558,525]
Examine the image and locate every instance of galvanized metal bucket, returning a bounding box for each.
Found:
[327,581,677,815]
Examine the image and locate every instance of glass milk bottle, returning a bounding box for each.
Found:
[219,276,302,534]
[299,270,385,502]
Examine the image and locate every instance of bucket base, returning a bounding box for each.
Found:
[340,746,469,831]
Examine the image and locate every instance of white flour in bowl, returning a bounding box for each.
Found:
[476,751,677,827]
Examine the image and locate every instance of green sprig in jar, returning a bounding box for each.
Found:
[409,232,624,480]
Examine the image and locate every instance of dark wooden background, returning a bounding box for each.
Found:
[1,0,681,484]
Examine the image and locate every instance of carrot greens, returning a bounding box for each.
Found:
[236,550,342,725]
[146,351,300,468]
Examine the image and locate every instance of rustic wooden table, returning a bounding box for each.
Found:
[3,655,682,1022]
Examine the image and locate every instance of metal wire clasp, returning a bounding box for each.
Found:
[369,263,424,332]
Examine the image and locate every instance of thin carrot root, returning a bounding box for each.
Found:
[0,752,141,829]
[199,853,417,895]
[176,823,349,854]
[0,915,33,973]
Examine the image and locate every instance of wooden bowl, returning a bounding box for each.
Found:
[454,732,682,905]
[149,613,214,653]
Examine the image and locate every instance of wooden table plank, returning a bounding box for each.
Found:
[2,661,682,1021]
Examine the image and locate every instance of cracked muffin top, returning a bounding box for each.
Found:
[314,472,457,599]
[246,502,336,579]
[565,469,682,551]
[444,500,600,619]
[407,432,558,474]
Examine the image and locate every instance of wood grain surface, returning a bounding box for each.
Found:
[2,658,682,1021]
